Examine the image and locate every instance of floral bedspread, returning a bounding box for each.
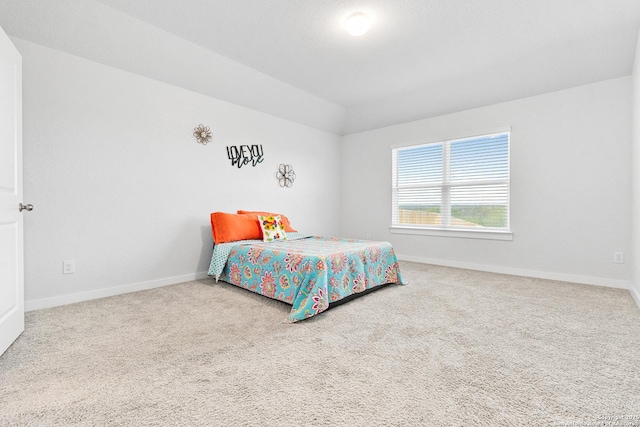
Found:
[210,236,404,323]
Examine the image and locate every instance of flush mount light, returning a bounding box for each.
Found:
[344,12,371,36]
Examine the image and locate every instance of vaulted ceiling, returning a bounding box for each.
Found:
[1,0,640,134]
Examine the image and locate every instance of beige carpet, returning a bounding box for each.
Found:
[1,261,639,426]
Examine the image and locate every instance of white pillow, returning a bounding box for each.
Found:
[257,215,288,242]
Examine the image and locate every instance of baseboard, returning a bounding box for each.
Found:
[630,285,640,309]
[25,272,211,312]
[396,254,630,290]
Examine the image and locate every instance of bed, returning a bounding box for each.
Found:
[207,229,404,323]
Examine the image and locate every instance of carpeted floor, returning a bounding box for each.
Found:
[1,261,639,426]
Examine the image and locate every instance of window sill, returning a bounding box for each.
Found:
[390,226,513,241]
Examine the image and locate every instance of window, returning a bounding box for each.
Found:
[391,131,510,238]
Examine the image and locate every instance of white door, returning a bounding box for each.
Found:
[0,25,23,357]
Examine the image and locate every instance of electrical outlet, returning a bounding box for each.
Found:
[63,260,75,274]
[613,252,624,264]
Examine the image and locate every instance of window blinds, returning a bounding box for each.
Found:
[392,132,510,230]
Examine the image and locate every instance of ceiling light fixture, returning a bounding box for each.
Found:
[344,12,371,36]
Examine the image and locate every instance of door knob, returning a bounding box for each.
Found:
[19,203,33,212]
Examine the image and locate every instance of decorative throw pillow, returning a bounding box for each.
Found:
[258,215,287,242]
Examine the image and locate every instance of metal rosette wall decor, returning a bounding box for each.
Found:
[276,164,296,188]
[193,124,212,145]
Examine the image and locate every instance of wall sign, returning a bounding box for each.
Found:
[226,144,264,168]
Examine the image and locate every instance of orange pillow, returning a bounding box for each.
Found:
[210,212,263,244]
[237,210,297,232]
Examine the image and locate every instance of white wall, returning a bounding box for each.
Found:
[342,77,632,288]
[631,30,640,307]
[17,39,342,309]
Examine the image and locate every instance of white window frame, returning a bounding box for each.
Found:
[391,129,513,241]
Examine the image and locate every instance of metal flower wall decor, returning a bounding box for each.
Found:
[193,124,212,145]
[276,163,296,188]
